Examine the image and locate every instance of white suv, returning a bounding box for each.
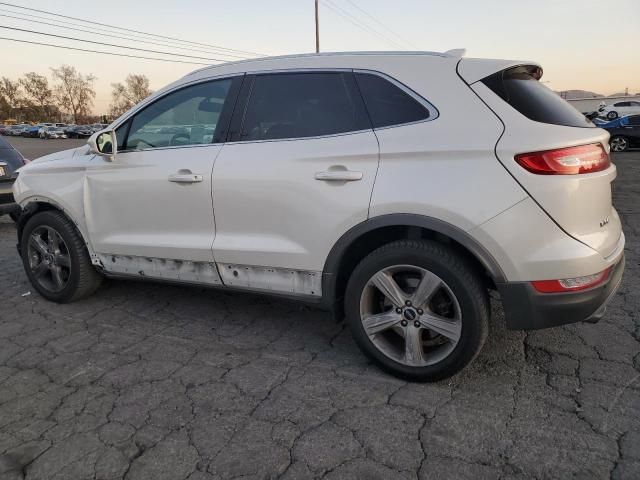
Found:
[12,52,625,381]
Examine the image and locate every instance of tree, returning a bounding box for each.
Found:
[51,65,96,124]
[20,72,53,120]
[0,77,22,118]
[110,74,152,116]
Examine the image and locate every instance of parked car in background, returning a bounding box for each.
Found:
[12,52,625,381]
[0,135,27,221]
[41,126,67,139]
[21,125,41,138]
[38,123,53,138]
[0,125,10,135]
[598,100,640,120]
[599,114,640,151]
[90,123,108,133]
[8,125,26,136]
[65,125,93,139]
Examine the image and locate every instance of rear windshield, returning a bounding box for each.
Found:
[482,66,594,128]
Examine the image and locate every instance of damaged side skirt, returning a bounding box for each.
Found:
[96,254,322,297]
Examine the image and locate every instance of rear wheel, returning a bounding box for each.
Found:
[21,211,102,303]
[607,111,619,120]
[344,240,489,382]
[610,136,629,152]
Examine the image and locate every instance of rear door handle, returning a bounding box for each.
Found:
[315,170,363,182]
[168,172,203,183]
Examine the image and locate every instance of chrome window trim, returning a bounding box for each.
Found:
[353,68,440,130]
[110,72,244,132]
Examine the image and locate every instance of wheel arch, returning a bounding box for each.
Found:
[321,214,506,315]
[16,199,93,260]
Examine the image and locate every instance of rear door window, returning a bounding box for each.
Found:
[482,66,594,128]
[355,72,432,128]
[238,72,370,141]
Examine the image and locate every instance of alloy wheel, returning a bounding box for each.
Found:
[27,226,71,293]
[610,137,628,152]
[359,265,462,367]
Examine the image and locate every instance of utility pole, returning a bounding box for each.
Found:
[315,0,320,53]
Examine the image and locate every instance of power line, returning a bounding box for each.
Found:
[342,0,417,49]
[321,0,405,49]
[0,1,265,57]
[0,36,209,64]
[0,25,235,62]
[0,10,252,59]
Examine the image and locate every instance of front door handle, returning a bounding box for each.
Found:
[315,170,363,182]
[168,171,203,183]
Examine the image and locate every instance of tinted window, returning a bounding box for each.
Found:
[482,66,594,128]
[122,78,233,151]
[240,72,369,141]
[627,115,640,126]
[356,73,431,128]
[614,102,629,107]
[630,101,640,106]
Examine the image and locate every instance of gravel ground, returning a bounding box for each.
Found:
[0,140,638,479]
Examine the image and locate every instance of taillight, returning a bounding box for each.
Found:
[515,143,610,175]
[531,267,612,293]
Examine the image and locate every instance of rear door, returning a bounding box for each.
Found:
[464,63,622,257]
[211,71,379,286]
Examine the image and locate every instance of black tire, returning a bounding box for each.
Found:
[344,240,489,382]
[607,111,618,120]
[610,135,629,152]
[20,210,102,303]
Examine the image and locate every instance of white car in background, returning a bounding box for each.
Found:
[11,51,625,381]
[598,100,640,120]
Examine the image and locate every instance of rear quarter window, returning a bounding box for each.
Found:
[355,72,432,128]
[482,66,594,128]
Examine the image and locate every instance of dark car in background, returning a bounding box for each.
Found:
[0,136,27,220]
[66,125,94,138]
[599,115,640,152]
[21,125,41,138]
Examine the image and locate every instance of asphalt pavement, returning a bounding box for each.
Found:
[0,138,638,479]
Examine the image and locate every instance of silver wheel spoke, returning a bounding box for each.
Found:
[47,228,60,252]
[362,311,401,335]
[371,271,407,308]
[55,254,71,268]
[419,313,461,342]
[30,236,49,255]
[403,326,424,365]
[411,270,441,307]
[33,261,50,279]
[51,266,64,289]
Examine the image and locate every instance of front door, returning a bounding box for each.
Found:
[85,76,241,276]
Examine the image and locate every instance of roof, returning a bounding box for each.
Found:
[185,50,458,78]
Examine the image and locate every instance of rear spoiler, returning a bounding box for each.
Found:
[457,58,542,84]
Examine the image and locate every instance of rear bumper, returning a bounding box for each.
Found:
[497,254,625,330]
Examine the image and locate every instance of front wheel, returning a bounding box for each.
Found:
[610,136,629,152]
[607,111,619,120]
[20,210,102,303]
[344,240,489,382]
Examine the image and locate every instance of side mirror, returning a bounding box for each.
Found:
[88,129,117,160]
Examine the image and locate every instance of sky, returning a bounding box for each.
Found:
[1,0,639,114]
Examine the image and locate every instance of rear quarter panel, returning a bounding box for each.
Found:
[369,57,527,231]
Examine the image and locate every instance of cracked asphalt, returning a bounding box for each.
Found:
[0,143,638,479]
